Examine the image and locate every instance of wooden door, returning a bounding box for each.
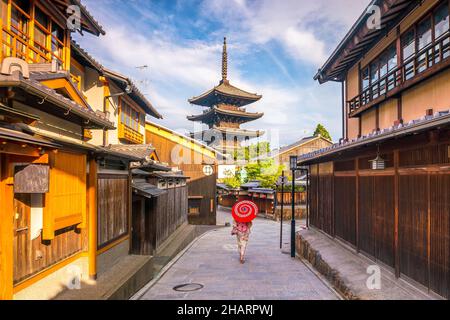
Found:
[13,194,31,284]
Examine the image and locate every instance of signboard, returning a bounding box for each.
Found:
[232,200,258,223]
[14,164,50,194]
[203,165,214,176]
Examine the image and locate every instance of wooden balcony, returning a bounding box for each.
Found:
[118,123,144,144]
[348,32,450,117]
[1,27,64,67]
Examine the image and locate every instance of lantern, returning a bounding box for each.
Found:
[370,146,386,170]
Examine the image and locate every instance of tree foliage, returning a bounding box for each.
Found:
[220,143,284,189]
[313,124,332,141]
[233,142,270,162]
[242,159,285,189]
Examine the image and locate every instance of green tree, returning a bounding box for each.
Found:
[242,159,285,188]
[314,124,332,141]
[233,142,270,162]
[221,169,242,189]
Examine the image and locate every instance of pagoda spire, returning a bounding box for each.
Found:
[222,37,228,83]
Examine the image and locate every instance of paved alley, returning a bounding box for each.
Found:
[137,209,339,300]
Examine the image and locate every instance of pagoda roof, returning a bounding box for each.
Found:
[189,38,262,107]
[194,126,264,138]
[187,106,264,122]
[189,80,262,107]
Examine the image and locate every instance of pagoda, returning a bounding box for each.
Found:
[188,38,264,155]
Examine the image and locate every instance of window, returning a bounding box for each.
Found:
[120,99,141,132]
[51,23,64,63]
[402,30,416,80]
[1,1,67,67]
[434,3,449,39]
[362,44,397,99]
[434,3,450,63]
[361,67,370,90]
[417,17,432,50]
[402,29,416,61]
[34,6,50,62]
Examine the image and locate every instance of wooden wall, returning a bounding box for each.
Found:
[147,131,217,225]
[309,129,450,298]
[14,194,82,284]
[131,185,188,255]
[97,175,129,248]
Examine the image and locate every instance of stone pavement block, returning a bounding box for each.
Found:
[139,208,338,301]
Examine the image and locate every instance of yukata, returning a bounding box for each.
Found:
[232,221,252,258]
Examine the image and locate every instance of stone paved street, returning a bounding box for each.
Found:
[138,208,339,300]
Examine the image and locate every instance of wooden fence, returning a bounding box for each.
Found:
[276,191,306,206]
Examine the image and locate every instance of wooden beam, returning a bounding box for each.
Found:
[88,157,98,280]
[394,150,400,278]
[0,155,14,299]
[355,157,360,253]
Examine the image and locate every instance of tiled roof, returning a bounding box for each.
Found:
[150,171,189,179]
[299,110,450,164]
[132,178,166,198]
[188,106,264,122]
[189,80,262,107]
[241,181,261,189]
[0,71,114,129]
[248,188,275,194]
[108,144,155,161]
[278,136,320,154]
[29,70,92,109]
[72,0,106,36]
[71,41,162,119]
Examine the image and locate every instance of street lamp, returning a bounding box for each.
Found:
[290,155,298,258]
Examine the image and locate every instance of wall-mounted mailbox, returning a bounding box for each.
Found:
[14,164,50,194]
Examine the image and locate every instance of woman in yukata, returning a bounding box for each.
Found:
[231,220,253,264]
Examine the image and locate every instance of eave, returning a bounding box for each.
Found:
[315,0,420,84]
[0,74,115,130]
[299,110,450,165]
[189,80,262,107]
[103,68,163,119]
[187,106,264,122]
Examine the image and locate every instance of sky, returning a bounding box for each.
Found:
[76,0,369,147]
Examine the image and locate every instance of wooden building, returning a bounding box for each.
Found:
[146,121,220,225]
[304,0,450,299]
[188,38,264,155]
[69,41,166,275]
[268,135,332,177]
[131,169,188,256]
[0,0,115,299]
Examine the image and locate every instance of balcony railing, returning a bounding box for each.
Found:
[118,123,144,144]
[348,31,450,116]
[1,27,65,67]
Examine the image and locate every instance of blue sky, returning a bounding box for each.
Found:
[76,0,369,146]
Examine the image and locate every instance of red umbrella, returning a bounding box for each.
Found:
[232,201,258,223]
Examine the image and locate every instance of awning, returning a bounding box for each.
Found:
[132,178,166,199]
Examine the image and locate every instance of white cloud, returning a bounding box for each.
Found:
[78,0,367,144]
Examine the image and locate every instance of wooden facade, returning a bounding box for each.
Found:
[0,0,149,299]
[309,0,450,299]
[131,181,188,255]
[307,130,450,299]
[146,122,218,225]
